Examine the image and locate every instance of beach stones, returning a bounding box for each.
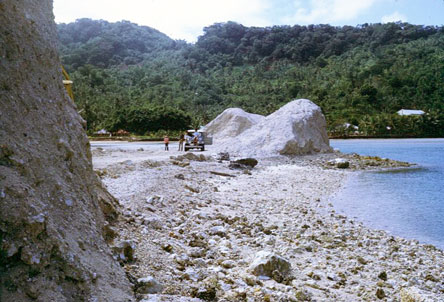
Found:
[400,287,441,302]
[249,251,291,281]
[209,226,227,237]
[216,152,230,161]
[136,276,163,294]
[376,288,386,299]
[328,158,350,168]
[112,240,136,262]
[97,141,443,301]
[229,158,258,170]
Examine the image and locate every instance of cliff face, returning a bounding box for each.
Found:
[0,1,134,301]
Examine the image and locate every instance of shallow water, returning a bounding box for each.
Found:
[91,141,164,151]
[330,138,444,249]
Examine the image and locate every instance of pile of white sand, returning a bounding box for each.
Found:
[204,108,265,141]
[206,99,332,157]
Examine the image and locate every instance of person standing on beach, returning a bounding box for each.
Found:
[164,135,169,151]
[178,133,185,151]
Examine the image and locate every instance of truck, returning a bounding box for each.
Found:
[184,130,212,151]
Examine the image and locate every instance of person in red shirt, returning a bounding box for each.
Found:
[164,135,169,151]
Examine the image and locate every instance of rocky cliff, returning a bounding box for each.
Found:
[0,1,134,301]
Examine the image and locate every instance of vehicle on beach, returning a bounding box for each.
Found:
[184,130,212,151]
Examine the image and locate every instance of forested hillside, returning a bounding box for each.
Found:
[57,19,444,137]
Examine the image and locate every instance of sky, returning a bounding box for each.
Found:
[53,0,444,42]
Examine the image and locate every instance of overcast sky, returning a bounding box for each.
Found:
[53,0,444,42]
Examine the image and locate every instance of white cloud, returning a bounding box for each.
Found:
[381,11,407,23]
[281,0,379,24]
[53,0,270,42]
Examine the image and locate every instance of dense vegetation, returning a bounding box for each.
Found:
[58,19,444,137]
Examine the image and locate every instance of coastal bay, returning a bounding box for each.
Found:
[331,138,444,250]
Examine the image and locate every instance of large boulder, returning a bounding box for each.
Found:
[204,108,265,141]
[216,99,332,157]
[0,1,133,301]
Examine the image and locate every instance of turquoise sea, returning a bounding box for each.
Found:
[330,138,444,250]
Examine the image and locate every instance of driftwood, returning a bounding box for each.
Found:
[210,171,236,177]
[185,185,200,193]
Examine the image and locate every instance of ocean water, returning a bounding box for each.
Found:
[330,138,444,250]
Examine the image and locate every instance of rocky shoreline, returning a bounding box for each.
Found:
[92,147,443,301]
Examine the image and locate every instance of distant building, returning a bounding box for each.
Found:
[396,109,425,116]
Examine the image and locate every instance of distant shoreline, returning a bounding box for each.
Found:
[328,135,444,139]
[89,135,444,142]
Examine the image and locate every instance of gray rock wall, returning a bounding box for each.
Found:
[0,1,134,301]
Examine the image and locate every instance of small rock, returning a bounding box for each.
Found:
[249,251,291,281]
[216,152,230,161]
[140,295,202,302]
[112,240,136,262]
[178,161,191,167]
[174,253,191,266]
[5,242,18,257]
[147,195,164,204]
[328,158,350,169]
[376,288,385,299]
[400,286,441,302]
[172,160,191,167]
[161,243,173,253]
[184,268,201,282]
[188,247,206,258]
[378,271,388,281]
[136,276,163,294]
[193,286,217,301]
[24,282,40,299]
[229,158,258,170]
[209,226,227,237]
[143,216,163,229]
[242,169,252,175]
[221,260,236,269]
[424,274,438,282]
[185,185,200,193]
[295,290,311,301]
[243,274,257,286]
[182,153,204,161]
[175,174,185,180]
[103,223,118,242]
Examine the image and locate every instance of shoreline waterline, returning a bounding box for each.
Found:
[330,138,444,250]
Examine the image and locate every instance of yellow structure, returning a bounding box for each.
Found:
[61,66,74,100]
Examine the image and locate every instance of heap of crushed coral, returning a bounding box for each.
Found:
[205,99,332,157]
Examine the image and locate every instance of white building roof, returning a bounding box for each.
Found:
[397,109,425,116]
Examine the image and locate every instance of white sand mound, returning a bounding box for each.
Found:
[214,99,332,157]
[204,108,265,141]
